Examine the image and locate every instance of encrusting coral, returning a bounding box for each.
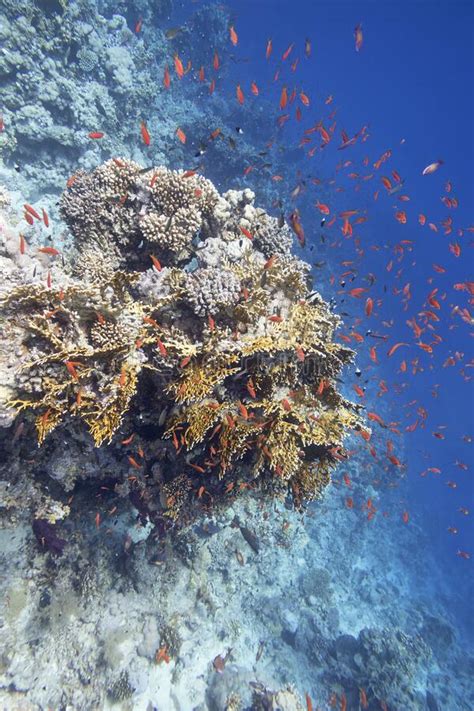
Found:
[0,159,365,533]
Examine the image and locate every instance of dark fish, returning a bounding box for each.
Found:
[313,261,326,268]
[256,640,265,662]
[239,525,260,553]
[228,137,236,150]
[165,27,183,39]
[12,421,24,443]
[139,165,155,174]
[213,647,232,673]
[235,127,244,134]
[321,217,326,227]
[278,213,285,228]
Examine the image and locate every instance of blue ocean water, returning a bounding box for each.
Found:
[0,0,472,709]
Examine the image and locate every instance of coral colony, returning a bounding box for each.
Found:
[1,160,363,531]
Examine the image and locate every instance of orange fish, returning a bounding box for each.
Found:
[209,79,216,94]
[247,379,257,399]
[198,65,205,82]
[213,51,220,70]
[24,203,41,220]
[128,455,142,469]
[208,315,215,331]
[315,201,330,215]
[305,693,313,711]
[174,54,185,78]
[176,127,186,144]
[163,65,170,89]
[402,510,409,523]
[265,38,273,59]
[140,121,151,146]
[38,246,60,256]
[282,43,294,60]
[88,131,104,139]
[387,342,409,357]
[239,225,253,240]
[229,25,238,46]
[95,512,101,528]
[395,210,407,224]
[135,17,142,33]
[19,233,26,254]
[295,346,305,362]
[236,84,244,105]
[365,297,373,316]
[349,287,367,298]
[251,81,259,96]
[300,91,310,106]
[279,86,288,110]
[65,360,80,380]
[359,690,368,709]
[354,23,363,51]
[42,208,49,227]
[157,339,168,357]
[150,254,162,271]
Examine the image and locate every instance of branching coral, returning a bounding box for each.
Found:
[0,159,364,526]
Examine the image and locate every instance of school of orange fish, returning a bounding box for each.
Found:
[15,19,472,567]
[7,14,471,711]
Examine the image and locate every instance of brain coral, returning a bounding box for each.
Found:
[0,159,364,529]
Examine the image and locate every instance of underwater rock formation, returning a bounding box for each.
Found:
[0,160,364,532]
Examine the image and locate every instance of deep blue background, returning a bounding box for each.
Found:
[176,0,474,633]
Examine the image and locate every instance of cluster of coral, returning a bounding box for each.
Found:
[0,159,363,530]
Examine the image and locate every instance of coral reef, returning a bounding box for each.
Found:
[0,159,363,533]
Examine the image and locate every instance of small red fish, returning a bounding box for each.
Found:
[38,246,60,256]
[251,81,259,96]
[229,25,238,46]
[282,42,294,60]
[176,127,186,144]
[88,131,104,139]
[236,84,244,105]
[42,208,49,227]
[140,121,151,146]
[174,54,184,78]
[213,51,220,71]
[150,255,162,271]
[402,510,409,524]
[135,17,142,34]
[239,225,253,239]
[128,456,142,469]
[300,91,310,106]
[279,86,288,110]
[354,23,363,51]
[157,339,168,357]
[19,233,26,255]
[265,38,272,59]
[387,342,409,357]
[163,65,171,89]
